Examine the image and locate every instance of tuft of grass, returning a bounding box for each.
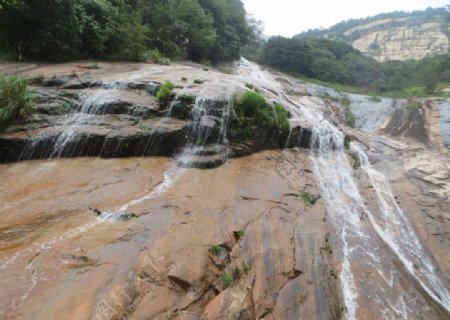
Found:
[156,80,175,106]
[320,240,334,254]
[233,267,242,279]
[221,273,232,288]
[145,49,171,65]
[242,262,252,273]
[210,244,223,255]
[342,96,355,127]
[193,79,204,84]
[245,83,254,89]
[181,77,187,81]
[0,74,32,127]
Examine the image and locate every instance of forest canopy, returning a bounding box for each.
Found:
[0,0,253,63]
[260,36,450,95]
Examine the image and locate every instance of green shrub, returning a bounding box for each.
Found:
[221,273,232,288]
[237,91,290,134]
[156,80,175,105]
[177,94,196,104]
[144,49,171,65]
[0,74,32,127]
[341,96,350,107]
[210,244,222,255]
[243,262,252,273]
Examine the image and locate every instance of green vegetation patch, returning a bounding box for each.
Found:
[156,80,175,106]
[177,93,196,105]
[302,192,321,205]
[0,73,32,127]
[341,96,355,127]
[234,91,290,138]
[210,244,223,255]
[405,99,421,110]
[221,273,232,288]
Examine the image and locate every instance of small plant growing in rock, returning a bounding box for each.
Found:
[221,273,232,288]
[341,96,355,127]
[245,83,254,89]
[210,244,223,255]
[233,230,245,241]
[321,240,334,254]
[181,77,187,81]
[341,96,350,107]
[302,192,320,205]
[233,267,242,279]
[242,262,252,273]
[329,269,338,279]
[193,79,204,84]
[156,80,175,105]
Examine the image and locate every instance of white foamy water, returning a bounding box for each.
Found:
[351,142,450,312]
[234,59,450,318]
[50,82,129,158]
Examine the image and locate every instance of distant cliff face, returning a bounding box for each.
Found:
[346,16,449,61]
[296,8,450,61]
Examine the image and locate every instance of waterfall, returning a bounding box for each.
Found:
[234,59,450,318]
[176,97,231,167]
[50,82,129,158]
[351,142,450,312]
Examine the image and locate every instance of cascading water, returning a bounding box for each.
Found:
[234,59,450,319]
[351,142,450,311]
[50,82,129,158]
[176,97,231,167]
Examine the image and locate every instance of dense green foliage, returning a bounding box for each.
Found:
[261,36,450,95]
[0,0,253,62]
[0,73,32,127]
[235,91,290,136]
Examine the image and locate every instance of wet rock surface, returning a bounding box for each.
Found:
[0,60,450,319]
[0,62,311,165]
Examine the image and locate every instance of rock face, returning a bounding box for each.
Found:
[348,18,449,61]
[0,65,311,166]
[296,9,450,61]
[1,61,450,320]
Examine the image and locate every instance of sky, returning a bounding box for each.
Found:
[241,0,449,37]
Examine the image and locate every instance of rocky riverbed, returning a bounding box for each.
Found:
[0,60,449,319]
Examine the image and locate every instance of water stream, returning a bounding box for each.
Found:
[235,59,450,319]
